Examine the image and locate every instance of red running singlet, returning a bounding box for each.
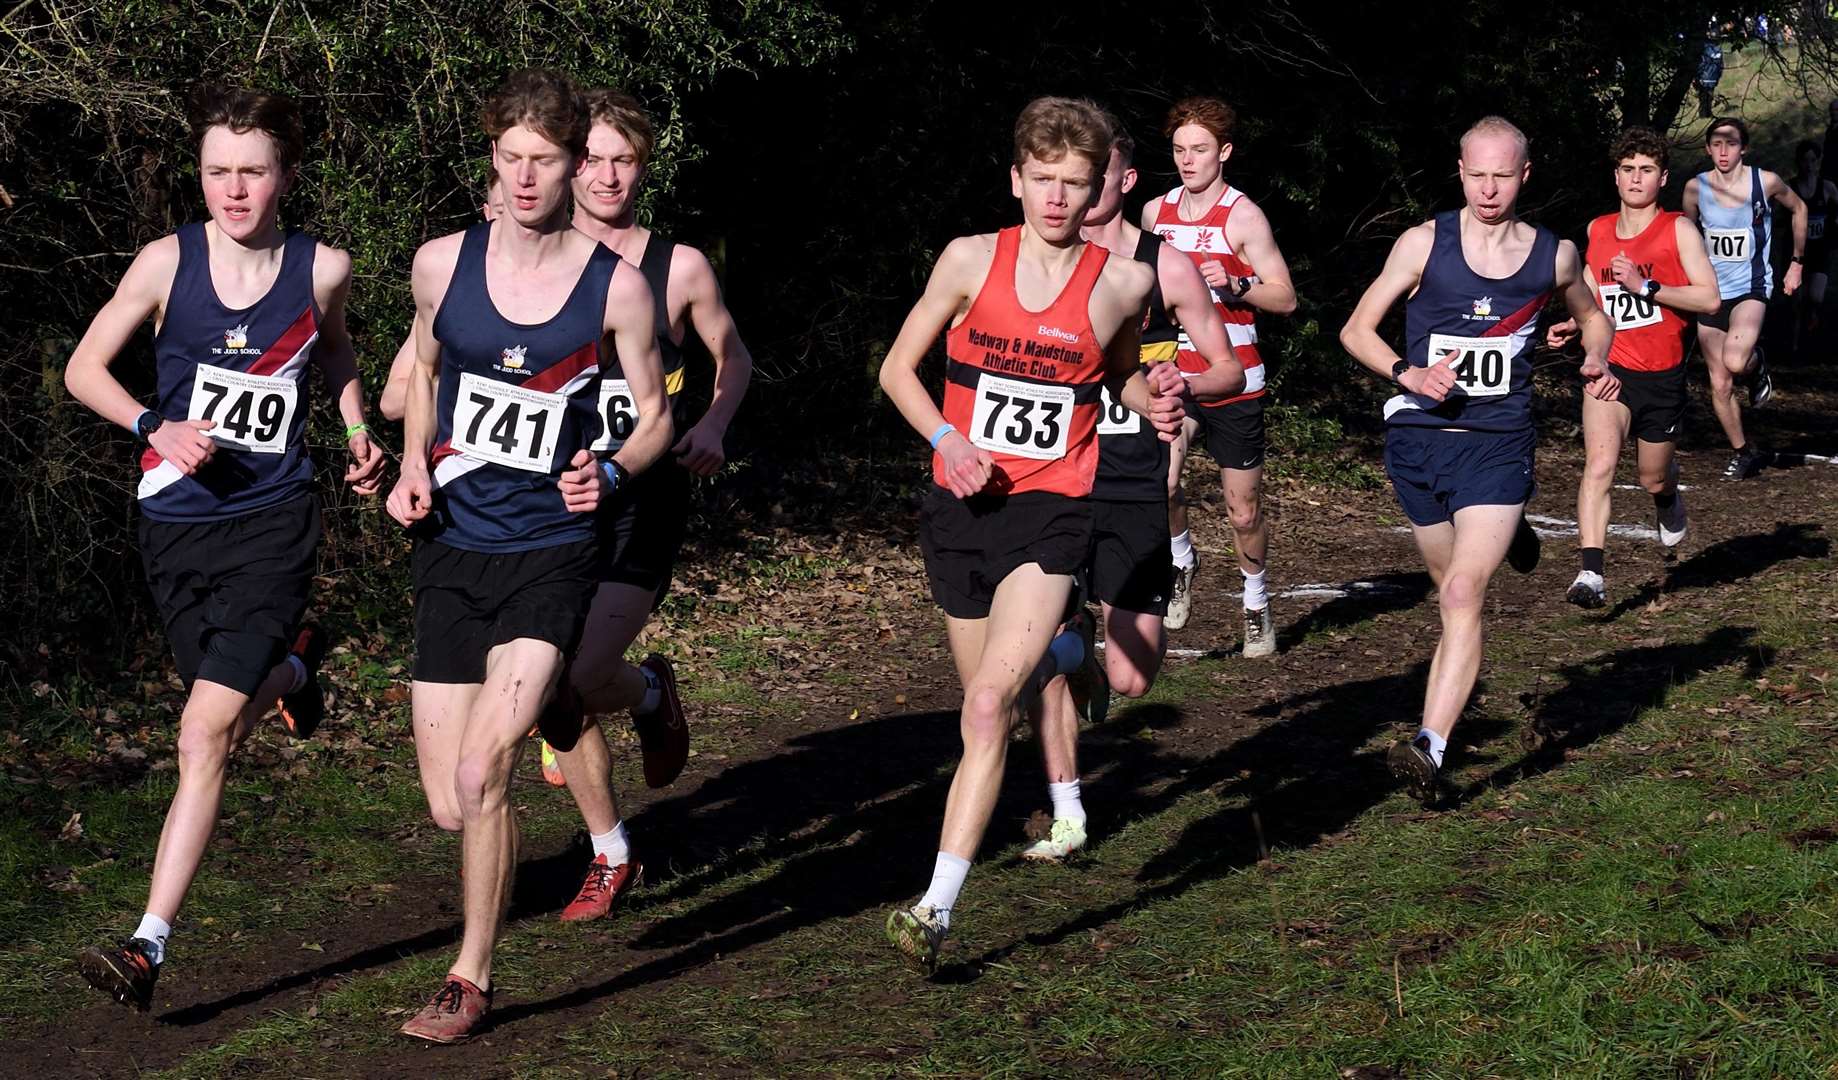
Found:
[1151,185,1265,406]
[937,226,1110,497]
[1585,210,1690,373]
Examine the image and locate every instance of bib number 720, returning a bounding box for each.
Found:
[452,372,566,472]
[969,373,1073,460]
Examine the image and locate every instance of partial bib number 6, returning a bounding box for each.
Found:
[189,363,297,454]
[970,373,1074,460]
[590,378,639,452]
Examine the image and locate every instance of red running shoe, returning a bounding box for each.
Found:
[559,852,642,922]
[634,654,688,789]
[399,974,491,1044]
[277,622,327,738]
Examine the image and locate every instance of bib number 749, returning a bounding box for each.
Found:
[970,373,1074,460]
[189,363,297,454]
[452,372,566,472]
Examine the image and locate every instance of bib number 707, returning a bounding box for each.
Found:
[1427,334,1511,398]
[452,372,566,472]
[969,373,1074,460]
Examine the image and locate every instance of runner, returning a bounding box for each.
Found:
[385,68,669,1043]
[877,98,1183,966]
[1025,119,1245,863]
[1789,140,1834,359]
[64,82,384,1010]
[1683,117,1807,480]
[1547,128,1720,608]
[538,86,757,922]
[1139,96,1297,654]
[379,175,504,422]
[1340,116,1613,806]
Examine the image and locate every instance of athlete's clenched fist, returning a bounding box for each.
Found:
[557,449,604,513]
[935,431,994,499]
[1400,350,1461,402]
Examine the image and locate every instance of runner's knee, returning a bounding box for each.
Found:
[1107,661,1153,700]
[1582,452,1618,488]
[452,750,512,818]
[1227,495,1261,535]
[959,684,1011,749]
[1439,569,1488,614]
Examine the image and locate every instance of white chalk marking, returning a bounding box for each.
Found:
[1616,483,1693,492]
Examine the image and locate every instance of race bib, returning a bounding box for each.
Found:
[1598,283,1663,330]
[1096,384,1141,436]
[1810,214,1826,242]
[589,378,638,452]
[1428,334,1511,398]
[1705,228,1751,262]
[189,364,297,454]
[452,372,566,473]
[969,373,1074,460]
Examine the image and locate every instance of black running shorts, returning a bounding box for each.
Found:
[412,537,599,684]
[139,494,319,697]
[1085,497,1173,616]
[1699,292,1766,332]
[596,458,691,601]
[1608,363,1688,445]
[918,486,1092,620]
[1195,396,1267,472]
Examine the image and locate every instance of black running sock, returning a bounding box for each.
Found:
[1580,547,1605,574]
[1653,491,1678,513]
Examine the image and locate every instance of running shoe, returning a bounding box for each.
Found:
[1749,349,1774,407]
[1021,817,1088,863]
[1164,555,1198,630]
[1387,734,1440,807]
[634,654,688,789]
[886,904,947,971]
[1656,492,1688,548]
[277,622,327,739]
[77,938,159,1011]
[539,739,566,787]
[1242,605,1276,658]
[399,975,491,1044]
[1723,445,1768,481]
[1064,609,1109,727]
[1506,514,1541,574]
[1565,569,1606,609]
[559,853,641,922]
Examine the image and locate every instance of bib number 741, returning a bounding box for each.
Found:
[452,372,566,472]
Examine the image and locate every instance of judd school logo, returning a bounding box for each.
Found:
[223,324,249,350]
[500,345,527,370]
[1472,297,1493,318]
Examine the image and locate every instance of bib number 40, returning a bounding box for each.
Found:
[1427,334,1511,398]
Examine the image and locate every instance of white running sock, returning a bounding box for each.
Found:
[1170,530,1196,571]
[635,666,662,715]
[284,654,308,695]
[1242,569,1268,611]
[134,913,171,966]
[590,821,630,865]
[1416,727,1447,768]
[1048,779,1087,825]
[918,852,970,928]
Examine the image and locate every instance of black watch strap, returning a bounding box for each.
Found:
[135,410,164,444]
[1390,359,1412,383]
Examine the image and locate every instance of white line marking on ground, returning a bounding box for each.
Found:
[1389,514,1660,541]
[1096,641,1215,659]
[1616,483,1693,492]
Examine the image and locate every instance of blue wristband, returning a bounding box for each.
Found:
[928,423,957,449]
[600,460,623,491]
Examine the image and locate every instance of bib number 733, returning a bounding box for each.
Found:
[970,373,1074,460]
[189,363,297,454]
[1427,334,1511,398]
[452,372,566,472]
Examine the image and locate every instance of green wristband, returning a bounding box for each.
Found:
[344,422,371,440]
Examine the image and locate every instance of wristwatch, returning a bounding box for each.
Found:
[1390,359,1412,383]
[1640,278,1662,300]
[134,409,164,445]
[1791,254,1805,264]
[1235,275,1254,297]
[600,458,631,492]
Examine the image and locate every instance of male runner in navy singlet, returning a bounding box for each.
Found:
[386,69,669,1043]
[64,83,384,1010]
[1341,117,1614,806]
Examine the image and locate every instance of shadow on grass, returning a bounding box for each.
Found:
[1603,522,1828,620]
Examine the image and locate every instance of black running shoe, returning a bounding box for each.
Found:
[1749,350,1774,407]
[1387,735,1440,807]
[1722,445,1768,481]
[1506,514,1541,574]
[278,623,327,739]
[78,938,159,1011]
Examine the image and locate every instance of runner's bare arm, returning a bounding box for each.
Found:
[1340,223,1454,398]
[1665,218,1723,315]
[878,235,993,499]
[378,317,421,421]
[1138,201,1159,233]
[387,233,459,526]
[1099,259,1182,439]
[1223,197,1298,315]
[1765,170,1808,295]
[64,236,220,474]
[1156,245,1246,402]
[310,244,384,495]
[1558,240,1617,400]
[1682,177,1700,222]
[672,245,754,476]
[603,262,671,479]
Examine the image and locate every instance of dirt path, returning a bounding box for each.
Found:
[6,362,1834,1078]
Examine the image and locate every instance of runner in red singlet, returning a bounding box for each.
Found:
[878,98,1184,968]
[1546,128,1719,608]
[1139,97,1297,656]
